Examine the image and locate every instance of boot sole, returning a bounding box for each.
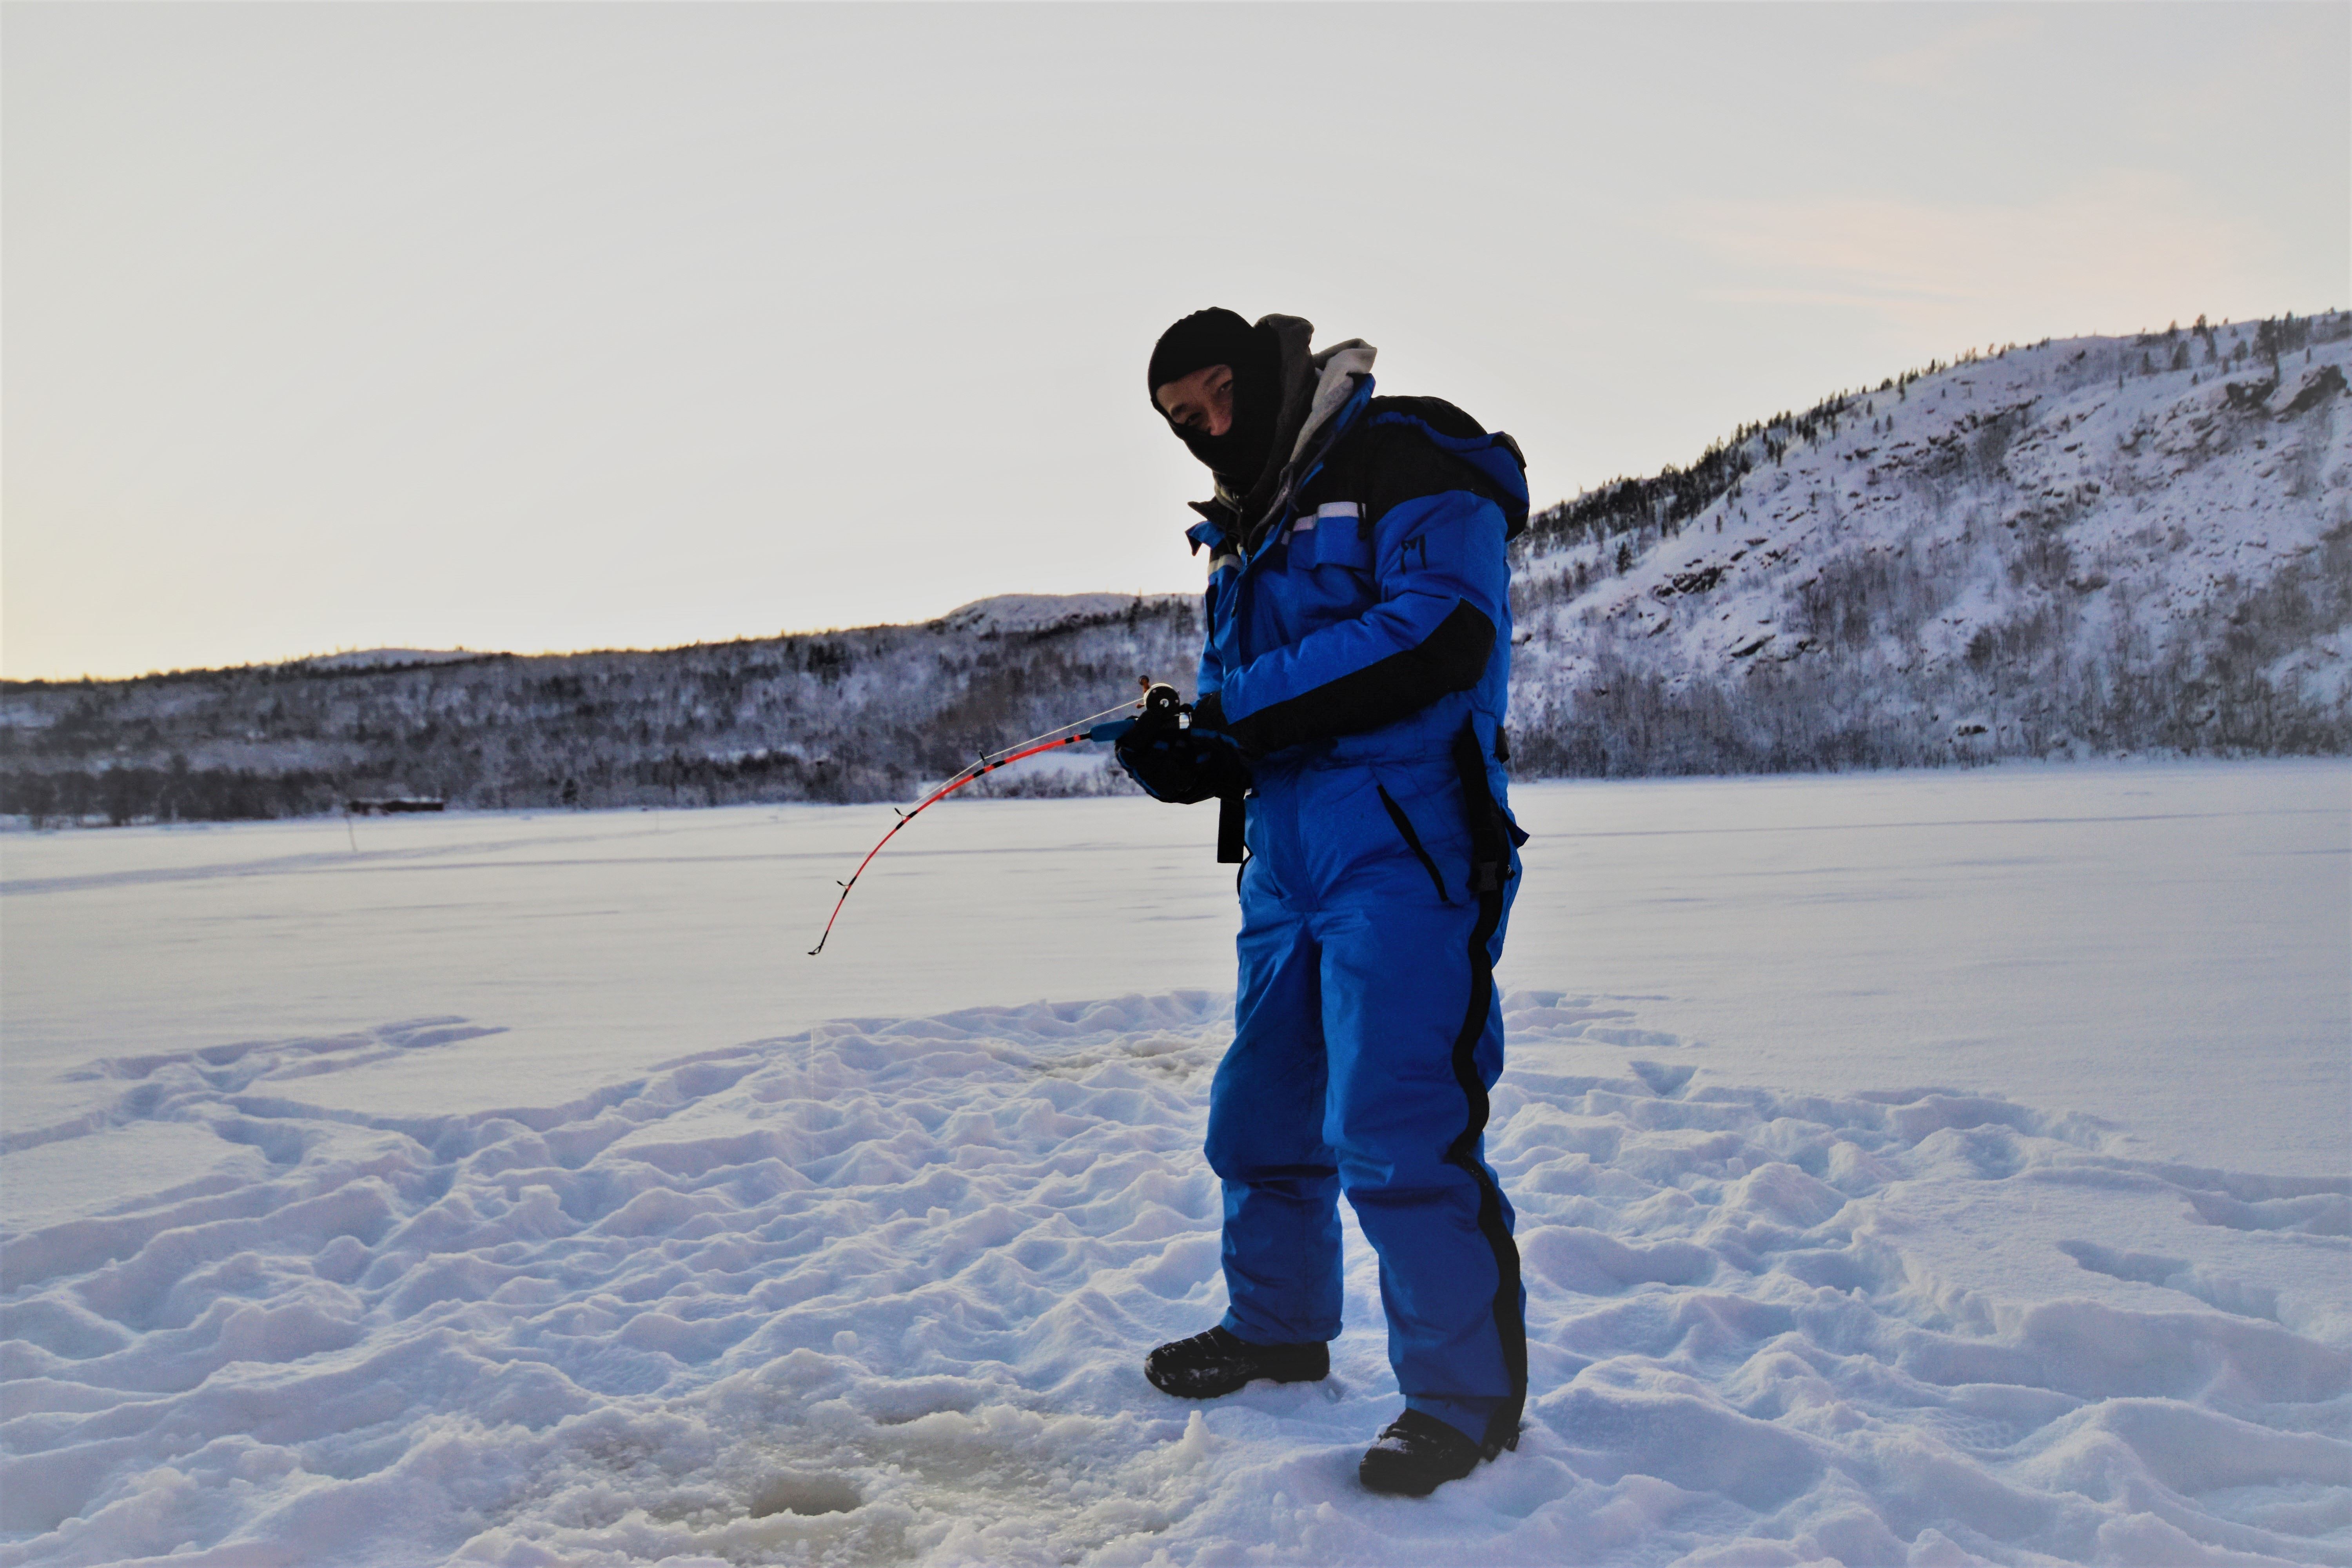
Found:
[1358,1453,1482,1497]
[1143,1365,1328,1399]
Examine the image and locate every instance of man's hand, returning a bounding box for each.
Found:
[1115,685,1252,804]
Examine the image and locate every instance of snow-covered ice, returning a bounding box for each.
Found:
[1,761,2345,1564]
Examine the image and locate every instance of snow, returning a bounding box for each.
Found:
[2,760,2346,1564]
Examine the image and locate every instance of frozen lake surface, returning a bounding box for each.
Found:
[1,760,2345,1564]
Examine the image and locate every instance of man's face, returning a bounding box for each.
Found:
[1154,365,1235,437]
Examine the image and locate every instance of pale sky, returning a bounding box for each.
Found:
[4,2,2345,681]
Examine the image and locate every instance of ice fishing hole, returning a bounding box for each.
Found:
[749,1471,862,1518]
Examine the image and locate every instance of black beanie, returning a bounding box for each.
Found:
[1147,308,1260,399]
[1147,307,1284,488]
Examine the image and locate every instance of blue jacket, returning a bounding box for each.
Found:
[1185,344,1529,792]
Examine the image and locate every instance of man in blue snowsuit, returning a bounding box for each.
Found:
[1117,309,1531,1497]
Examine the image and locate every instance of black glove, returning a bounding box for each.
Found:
[1115,686,1252,804]
[1188,690,1238,745]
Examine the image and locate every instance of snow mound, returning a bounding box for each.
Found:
[2,991,2344,1565]
[933,594,1171,637]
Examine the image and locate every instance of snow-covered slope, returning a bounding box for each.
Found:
[1510,312,2352,772]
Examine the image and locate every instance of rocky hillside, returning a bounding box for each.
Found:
[1506,310,2350,773]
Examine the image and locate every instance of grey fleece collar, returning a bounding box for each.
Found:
[1290,337,1377,464]
[1219,318,1378,544]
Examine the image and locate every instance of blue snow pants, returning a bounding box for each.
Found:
[1207,741,1526,1452]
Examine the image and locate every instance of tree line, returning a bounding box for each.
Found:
[2,599,1203,825]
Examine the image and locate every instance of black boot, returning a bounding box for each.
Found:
[1358,1409,1488,1497]
[1143,1325,1328,1399]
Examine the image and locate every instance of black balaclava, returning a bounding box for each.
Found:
[1147,308,1283,492]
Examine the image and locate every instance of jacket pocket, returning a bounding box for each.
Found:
[1375,784,1452,903]
[1297,503,1372,571]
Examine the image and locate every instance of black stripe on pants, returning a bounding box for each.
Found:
[1446,723,1527,1457]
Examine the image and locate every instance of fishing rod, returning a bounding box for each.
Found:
[805,683,1176,955]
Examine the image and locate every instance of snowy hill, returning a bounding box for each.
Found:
[295,648,482,672]
[0,597,1198,822]
[933,594,1164,637]
[1506,310,2352,772]
[3,313,2345,824]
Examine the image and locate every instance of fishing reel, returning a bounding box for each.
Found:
[1140,681,1188,726]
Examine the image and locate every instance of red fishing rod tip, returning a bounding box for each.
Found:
[808,701,1145,953]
